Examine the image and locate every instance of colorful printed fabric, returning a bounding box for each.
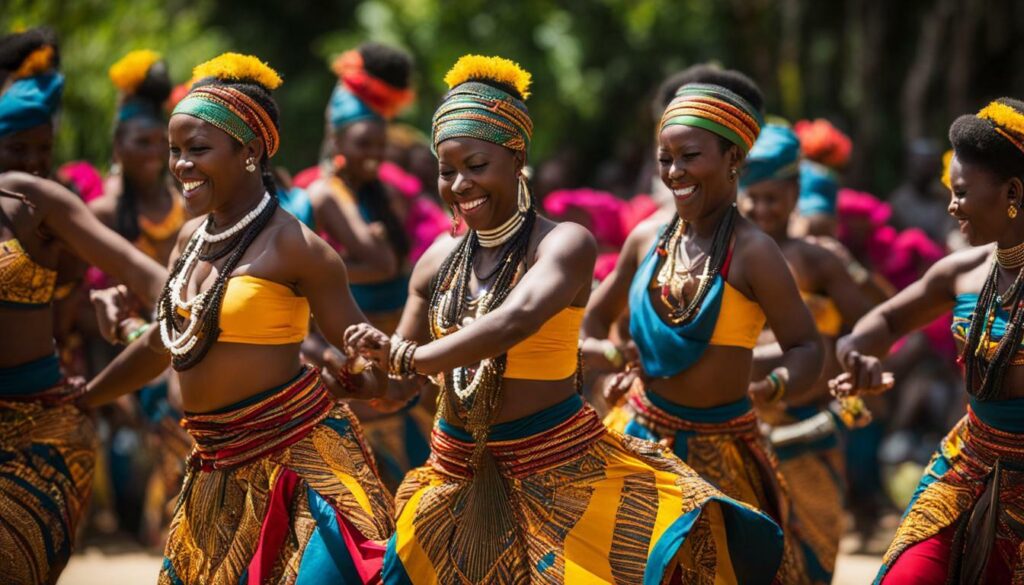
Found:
[767,405,846,585]
[0,354,96,585]
[875,398,1024,584]
[605,385,810,584]
[332,50,414,121]
[159,367,394,584]
[0,72,64,138]
[431,81,533,154]
[386,394,784,585]
[740,124,801,188]
[660,83,763,153]
[173,85,280,157]
[329,84,383,129]
[358,398,433,493]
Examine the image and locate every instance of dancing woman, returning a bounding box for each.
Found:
[347,55,783,585]
[833,98,1024,584]
[584,72,824,584]
[739,123,871,584]
[82,53,394,584]
[0,29,168,584]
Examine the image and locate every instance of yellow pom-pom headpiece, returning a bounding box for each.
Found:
[12,45,55,80]
[941,149,953,190]
[108,50,162,94]
[192,53,282,91]
[978,100,1024,155]
[443,55,531,100]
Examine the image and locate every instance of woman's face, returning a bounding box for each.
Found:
[115,119,168,186]
[947,153,1022,246]
[658,124,740,222]
[740,178,798,235]
[0,123,54,176]
[168,114,255,216]
[436,137,523,232]
[334,119,386,185]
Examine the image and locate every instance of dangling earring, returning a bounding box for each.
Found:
[729,167,738,182]
[245,157,257,173]
[450,208,461,236]
[517,174,532,213]
[1010,204,1019,219]
[110,161,122,176]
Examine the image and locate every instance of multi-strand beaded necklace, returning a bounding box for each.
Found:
[158,192,277,370]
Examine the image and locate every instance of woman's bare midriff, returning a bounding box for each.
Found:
[645,345,754,408]
[176,341,303,413]
[0,309,56,368]
[441,376,579,431]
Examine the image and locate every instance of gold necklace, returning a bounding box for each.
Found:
[996,241,1024,269]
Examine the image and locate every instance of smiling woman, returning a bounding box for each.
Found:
[833,98,1024,584]
[583,69,826,584]
[81,52,396,584]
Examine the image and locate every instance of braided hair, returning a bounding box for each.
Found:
[114,60,173,242]
[953,98,1024,399]
[159,73,282,370]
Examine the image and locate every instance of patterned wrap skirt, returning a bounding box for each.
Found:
[385,394,783,585]
[765,405,845,585]
[875,397,1024,584]
[605,384,808,584]
[0,353,96,585]
[357,397,433,493]
[159,366,395,585]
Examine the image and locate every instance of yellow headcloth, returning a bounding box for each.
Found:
[978,100,1024,155]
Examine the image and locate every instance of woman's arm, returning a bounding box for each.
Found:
[813,243,873,325]
[744,231,824,404]
[307,180,397,282]
[83,325,170,407]
[835,250,963,391]
[411,222,597,374]
[18,174,168,306]
[579,220,654,371]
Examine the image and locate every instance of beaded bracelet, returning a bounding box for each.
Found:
[124,322,151,344]
[601,339,625,369]
[766,369,787,404]
[388,337,419,379]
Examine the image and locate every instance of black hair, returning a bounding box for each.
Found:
[652,63,724,120]
[0,27,60,84]
[114,60,175,242]
[949,98,1024,182]
[358,42,413,89]
[358,180,410,260]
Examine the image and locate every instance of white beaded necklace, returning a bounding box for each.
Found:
[477,210,525,248]
[159,192,271,356]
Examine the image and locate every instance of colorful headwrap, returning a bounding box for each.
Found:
[109,49,168,123]
[172,53,282,157]
[431,55,533,154]
[977,99,1024,156]
[659,83,763,153]
[793,118,852,170]
[740,124,801,188]
[797,160,839,217]
[330,49,413,124]
[329,84,381,129]
[0,44,63,138]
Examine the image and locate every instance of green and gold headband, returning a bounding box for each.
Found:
[660,83,763,153]
[172,85,280,157]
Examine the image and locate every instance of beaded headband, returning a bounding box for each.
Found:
[172,85,280,157]
[978,100,1024,156]
[660,83,763,153]
[432,82,533,154]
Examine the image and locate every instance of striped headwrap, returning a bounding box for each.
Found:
[173,85,280,157]
[660,83,763,153]
[977,99,1024,155]
[431,55,533,154]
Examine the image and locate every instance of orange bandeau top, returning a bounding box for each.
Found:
[178,275,309,344]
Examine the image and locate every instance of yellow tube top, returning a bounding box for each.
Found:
[709,283,766,349]
[504,306,584,380]
[801,291,842,337]
[177,275,309,344]
[0,238,57,307]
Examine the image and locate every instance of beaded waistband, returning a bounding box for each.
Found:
[430,402,606,479]
[627,386,759,436]
[182,367,333,471]
[963,407,1024,466]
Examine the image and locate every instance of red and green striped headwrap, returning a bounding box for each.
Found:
[431,55,533,154]
[660,83,763,153]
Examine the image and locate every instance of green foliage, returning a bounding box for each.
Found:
[2,0,228,168]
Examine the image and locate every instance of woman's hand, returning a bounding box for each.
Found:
[829,370,895,398]
[320,346,384,400]
[90,285,134,344]
[830,350,894,397]
[602,366,640,409]
[343,323,391,370]
[748,377,784,409]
